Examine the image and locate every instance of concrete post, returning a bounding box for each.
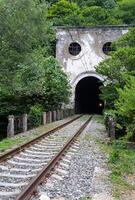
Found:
[57,110,60,120]
[7,115,14,137]
[69,109,71,116]
[61,110,64,120]
[43,112,47,125]
[67,109,69,117]
[56,110,58,121]
[65,109,68,118]
[63,109,66,118]
[68,109,70,117]
[22,114,27,132]
[71,109,73,116]
[53,111,56,122]
[109,118,115,140]
[49,111,52,123]
[60,110,62,120]
[59,110,61,120]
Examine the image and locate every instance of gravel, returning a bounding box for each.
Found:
[0,116,88,200]
[33,117,114,200]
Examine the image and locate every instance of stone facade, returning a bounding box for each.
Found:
[56,26,129,108]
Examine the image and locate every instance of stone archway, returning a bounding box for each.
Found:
[70,72,104,114]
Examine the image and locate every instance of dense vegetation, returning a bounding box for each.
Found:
[0,0,135,129]
[0,0,71,117]
[47,0,135,26]
[96,27,135,140]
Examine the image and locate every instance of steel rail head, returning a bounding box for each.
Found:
[16,116,92,200]
[0,115,82,163]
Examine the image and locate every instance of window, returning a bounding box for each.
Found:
[69,42,81,56]
[102,42,112,55]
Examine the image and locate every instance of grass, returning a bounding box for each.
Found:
[93,114,104,124]
[83,134,91,141]
[0,115,87,154]
[98,140,135,199]
[0,118,72,154]
[0,126,47,153]
[79,114,90,121]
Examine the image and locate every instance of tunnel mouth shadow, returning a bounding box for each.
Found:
[75,76,104,114]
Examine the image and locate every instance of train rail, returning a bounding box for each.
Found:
[0,115,91,200]
[0,115,81,163]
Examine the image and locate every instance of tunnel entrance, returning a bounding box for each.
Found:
[75,76,104,114]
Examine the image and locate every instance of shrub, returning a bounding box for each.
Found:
[28,104,43,127]
[103,109,116,129]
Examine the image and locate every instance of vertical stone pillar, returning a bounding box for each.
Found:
[72,108,75,115]
[65,109,68,118]
[59,110,61,120]
[71,109,73,116]
[61,110,63,120]
[63,109,66,118]
[68,109,70,117]
[53,111,56,122]
[43,112,47,125]
[60,110,62,120]
[67,109,69,117]
[56,110,58,121]
[109,118,115,140]
[49,111,52,123]
[22,114,27,132]
[7,115,14,137]
[57,110,59,120]
[69,109,71,116]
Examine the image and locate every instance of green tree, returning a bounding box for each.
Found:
[0,0,70,116]
[96,28,135,137]
[115,75,135,132]
[73,0,117,8]
[115,75,135,122]
[96,28,135,108]
[47,0,83,26]
[81,6,121,26]
[118,0,135,24]
[0,0,53,87]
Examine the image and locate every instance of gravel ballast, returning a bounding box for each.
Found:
[34,116,114,200]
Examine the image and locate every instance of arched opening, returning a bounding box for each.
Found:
[75,76,104,114]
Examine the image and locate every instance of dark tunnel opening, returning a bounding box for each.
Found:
[75,76,104,114]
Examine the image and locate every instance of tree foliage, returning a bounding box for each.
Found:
[47,0,135,26]
[115,75,135,126]
[96,27,135,136]
[0,0,70,116]
[47,0,83,26]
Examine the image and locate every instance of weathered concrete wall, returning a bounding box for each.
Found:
[56,26,129,108]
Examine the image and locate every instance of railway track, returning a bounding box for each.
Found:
[0,115,92,200]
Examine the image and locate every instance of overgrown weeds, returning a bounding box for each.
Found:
[99,140,135,199]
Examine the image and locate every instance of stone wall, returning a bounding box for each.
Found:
[56,26,129,108]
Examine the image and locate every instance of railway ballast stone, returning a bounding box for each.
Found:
[39,193,51,200]
[34,116,114,200]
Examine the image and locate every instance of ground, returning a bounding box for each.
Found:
[1,115,135,199]
[32,115,114,200]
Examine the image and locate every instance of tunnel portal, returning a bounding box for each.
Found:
[75,76,104,114]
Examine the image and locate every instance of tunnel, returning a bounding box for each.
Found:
[75,76,104,114]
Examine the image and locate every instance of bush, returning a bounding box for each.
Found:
[103,110,116,129]
[28,105,43,127]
